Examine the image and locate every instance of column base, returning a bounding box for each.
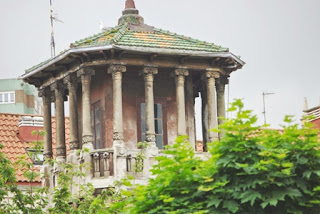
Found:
[56,156,66,163]
[146,142,158,157]
[113,140,125,147]
[82,135,94,150]
[113,145,127,179]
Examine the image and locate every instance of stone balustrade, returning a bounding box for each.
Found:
[90,148,114,178]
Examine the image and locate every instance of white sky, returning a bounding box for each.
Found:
[1,0,320,130]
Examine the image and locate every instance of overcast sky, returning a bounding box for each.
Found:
[1,0,320,130]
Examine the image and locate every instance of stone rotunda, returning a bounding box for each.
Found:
[21,0,244,188]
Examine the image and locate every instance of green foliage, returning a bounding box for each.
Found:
[122,136,203,213]
[119,99,320,213]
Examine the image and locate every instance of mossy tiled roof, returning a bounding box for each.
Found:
[25,24,230,74]
[70,24,228,52]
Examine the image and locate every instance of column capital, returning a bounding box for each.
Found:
[63,73,78,86]
[38,87,51,98]
[216,76,229,92]
[50,81,65,92]
[77,67,95,77]
[108,63,126,74]
[173,67,189,77]
[202,69,220,80]
[218,75,229,85]
[141,64,158,75]
[50,81,65,102]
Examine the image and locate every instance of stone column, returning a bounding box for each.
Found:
[64,74,79,151]
[108,63,126,146]
[216,77,228,138]
[216,77,227,124]
[39,88,52,188]
[51,81,66,162]
[203,69,220,142]
[172,68,189,136]
[108,63,127,179]
[140,65,158,146]
[77,68,95,150]
[201,88,209,148]
[39,88,53,160]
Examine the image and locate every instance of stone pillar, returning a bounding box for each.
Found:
[39,88,53,160]
[108,63,127,179]
[77,68,95,150]
[172,68,189,136]
[140,65,159,178]
[77,68,95,183]
[108,63,126,146]
[51,81,66,162]
[39,88,52,189]
[201,88,209,148]
[216,76,228,138]
[203,69,220,142]
[64,74,79,151]
[140,65,158,146]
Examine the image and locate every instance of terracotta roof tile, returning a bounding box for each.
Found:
[0,113,70,184]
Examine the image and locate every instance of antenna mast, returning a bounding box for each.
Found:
[50,0,55,57]
[49,0,63,58]
[262,92,275,125]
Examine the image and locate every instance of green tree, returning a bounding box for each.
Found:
[122,99,320,213]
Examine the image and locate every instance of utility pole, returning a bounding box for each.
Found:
[262,92,275,125]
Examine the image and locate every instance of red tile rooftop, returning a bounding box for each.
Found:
[0,113,70,184]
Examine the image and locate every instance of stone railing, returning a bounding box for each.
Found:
[126,149,144,175]
[87,147,209,189]
[90,148,114,178]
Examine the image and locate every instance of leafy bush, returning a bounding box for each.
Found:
[122,99,320,213]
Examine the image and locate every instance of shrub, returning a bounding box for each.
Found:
[123,99,320,213]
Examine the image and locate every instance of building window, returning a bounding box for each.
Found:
[0,91,15,104]
[91,101,102,149]
[138,98,167,149]
[26,148,44,165]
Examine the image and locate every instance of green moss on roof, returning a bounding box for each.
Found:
[70,24,228,52]
[25,24,230,73]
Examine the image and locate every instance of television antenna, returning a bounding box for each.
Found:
[262,92,275,125]
[49,0,63,57]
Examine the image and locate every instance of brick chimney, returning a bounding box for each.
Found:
[18,116,44,142]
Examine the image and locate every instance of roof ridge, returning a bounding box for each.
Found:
[153,27,229,52]
[72,31,106,47]
[112,24,129,43]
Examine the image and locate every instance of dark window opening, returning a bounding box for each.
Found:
[91,101,102,149]
[137,98,167,149]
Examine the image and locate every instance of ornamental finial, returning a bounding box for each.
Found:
[118,0,144,25]
[125,0,136,9]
